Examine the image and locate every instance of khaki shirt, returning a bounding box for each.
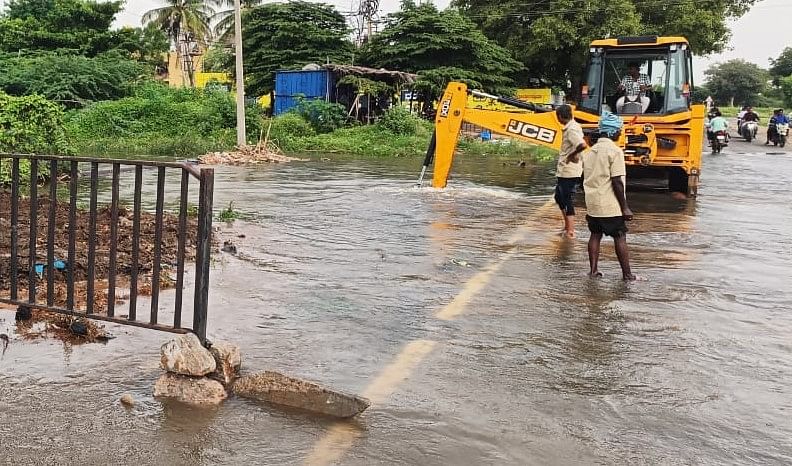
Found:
[556,120,585,178]
[582,137,626,218]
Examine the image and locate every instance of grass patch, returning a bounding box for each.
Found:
[718,106,777,119]
[218,201,243,222]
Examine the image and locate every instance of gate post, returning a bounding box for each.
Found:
[193,167,214,345]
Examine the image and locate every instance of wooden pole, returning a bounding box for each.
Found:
[234,0,247,147]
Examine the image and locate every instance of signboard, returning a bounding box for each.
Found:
[467,88,552,111]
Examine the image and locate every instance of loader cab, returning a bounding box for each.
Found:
[579,36,694,117]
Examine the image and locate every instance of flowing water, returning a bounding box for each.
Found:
[1,138,791,465]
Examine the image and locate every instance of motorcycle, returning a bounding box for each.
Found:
[739,120,758,142]
[711,130,728,154]
[774,122,789,147]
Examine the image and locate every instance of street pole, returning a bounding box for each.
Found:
[234,0,246,147]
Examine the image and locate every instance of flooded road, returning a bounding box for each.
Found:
[2,139,792,465]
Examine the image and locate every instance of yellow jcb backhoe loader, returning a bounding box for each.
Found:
[417,36,706,196]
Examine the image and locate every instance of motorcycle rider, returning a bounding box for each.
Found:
[766,109,789,145]
[740,106,760,138]
[742,107,760,123]
[707,108,728,144]
[737,105,748,127]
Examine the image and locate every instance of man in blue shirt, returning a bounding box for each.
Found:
[766,109,790,145]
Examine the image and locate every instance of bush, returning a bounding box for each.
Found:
[293,98,348,133]
[377,106,423,135]
[0,52,146,106]
[266,113,315,150]
[0,92,72,184]
[66,83,264,156]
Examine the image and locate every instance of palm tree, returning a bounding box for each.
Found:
[143,0,216,87]
[211,0,264,44]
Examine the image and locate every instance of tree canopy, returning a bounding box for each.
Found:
[0,52,146,106]
[359,1,521,94]
[770,47,792,83]
[0,0,128,55]
[452,0,760,87]
[704,59,768,107]
[242,1,354,96]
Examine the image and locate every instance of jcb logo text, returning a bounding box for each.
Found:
[506,120,556,143]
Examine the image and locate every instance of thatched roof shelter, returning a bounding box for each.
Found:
[322,64,417,86]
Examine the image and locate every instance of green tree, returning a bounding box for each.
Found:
[0,0,126,55]
[211,0,264,44]
[0,52,146,106]
[202,44,233,73]
[242,1,353,96]
[111,24,170,70]
[704,59,768,107]
[143,0,215,87]
[770,47,792,85]
[779,76,792,108]
[453,0,759,88]
[359,1,521,94]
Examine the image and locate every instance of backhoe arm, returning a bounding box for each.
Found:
[424,82,561,188]
[427,82,564,188]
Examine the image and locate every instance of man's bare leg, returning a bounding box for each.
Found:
[614,234,636,280]
[588,232,603,277]
[564,215,576,238]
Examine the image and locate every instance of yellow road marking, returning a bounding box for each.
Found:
[304,339,437,466]
[435,198,556,320]
[304,197,556,465]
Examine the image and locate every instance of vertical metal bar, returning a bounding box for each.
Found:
[66,162,78,310]
[10,158,20,301]
[128,165,142,321]
[28,159,38,305]
[86,162,99,314]
[174,170,189,328]
[46,160,57,307]
[107,163,120,318]
[150,166,166,325]
[193,168,214,344]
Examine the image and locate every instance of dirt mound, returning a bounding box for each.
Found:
[0,192,198,322]
[200,144,307,165]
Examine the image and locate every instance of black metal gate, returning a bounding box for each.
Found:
[0,153,213,344]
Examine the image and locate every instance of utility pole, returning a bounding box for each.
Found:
[234,0,246,147]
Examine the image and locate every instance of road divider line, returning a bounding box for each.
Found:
[304,339,437,466]
[304,197,556,465]
[435,198,556,321]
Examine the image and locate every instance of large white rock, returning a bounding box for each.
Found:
[209,341,242,385]
[153,373,228,405]
[232,371,370,418]
[160,333,216,376]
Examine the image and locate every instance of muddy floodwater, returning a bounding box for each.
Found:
[1,138,791,465]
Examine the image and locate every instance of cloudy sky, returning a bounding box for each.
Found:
[1,0,790,82]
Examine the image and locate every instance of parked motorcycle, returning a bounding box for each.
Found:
[711,130,728,154]
[739,120,758,142]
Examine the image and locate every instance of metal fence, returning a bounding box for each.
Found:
[0,154,214,344]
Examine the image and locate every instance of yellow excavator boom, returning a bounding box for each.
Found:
[425,82,563,188]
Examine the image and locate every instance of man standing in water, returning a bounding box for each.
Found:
[582,112,637,280]
[554,105,587,238]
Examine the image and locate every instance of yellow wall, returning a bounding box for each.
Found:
[196,72,232,89]
[165,51,207,88]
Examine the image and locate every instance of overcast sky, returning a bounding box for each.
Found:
[1,0,790,83]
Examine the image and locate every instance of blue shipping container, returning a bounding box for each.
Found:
[274,70,334,115]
